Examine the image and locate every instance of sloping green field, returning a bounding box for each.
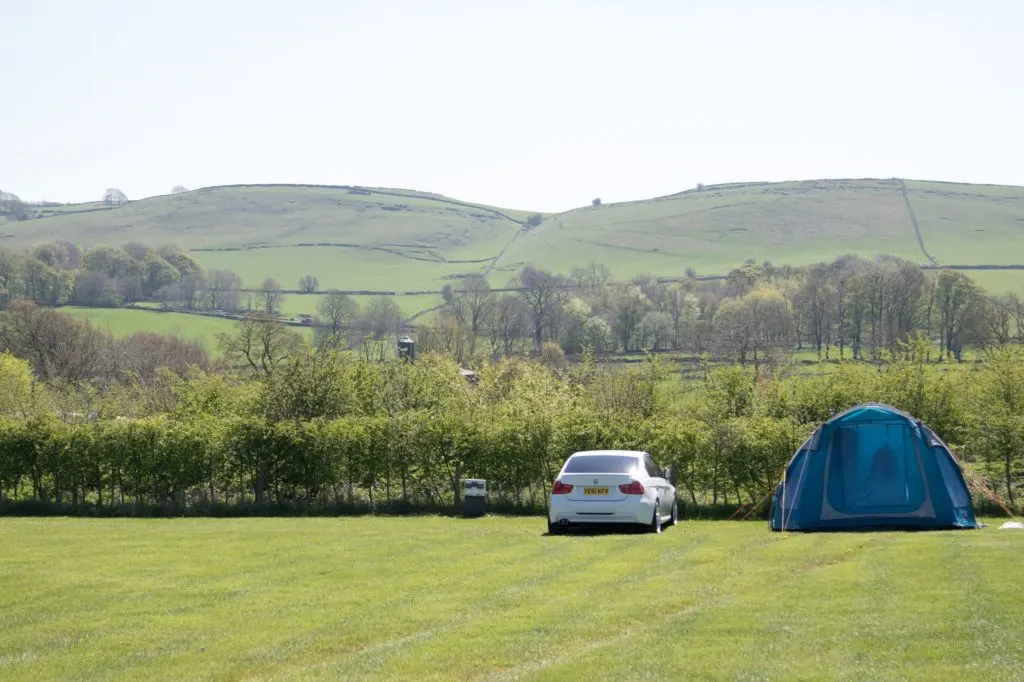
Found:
[0,517,1020,680]
[5,179,1024,293]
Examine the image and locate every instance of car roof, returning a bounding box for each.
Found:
[569,450,646,458]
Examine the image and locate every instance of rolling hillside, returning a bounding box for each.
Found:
[3,179,1024,294]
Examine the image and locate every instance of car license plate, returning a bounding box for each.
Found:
[584,487,609,496]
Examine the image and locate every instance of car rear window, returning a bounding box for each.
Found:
[563,455,638,474]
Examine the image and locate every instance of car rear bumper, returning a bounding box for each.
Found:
[548,496,655,525]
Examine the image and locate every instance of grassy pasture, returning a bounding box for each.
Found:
[497,179,928,279]
[5,180,1024,297]
[0,517,1020,681]
[59,307,313,351]
[906,181,1024,266]
[192,246,487,293]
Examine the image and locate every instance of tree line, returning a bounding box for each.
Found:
[423,256,1024,364]
[1,334,1021,515]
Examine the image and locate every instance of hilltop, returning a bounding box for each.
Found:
[3,179,1024,293]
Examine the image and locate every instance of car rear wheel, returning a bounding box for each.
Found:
[548,519,565,535]
[649,502,662,534]
[668,499,679,527]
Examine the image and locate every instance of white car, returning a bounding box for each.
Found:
[547,450,678,534]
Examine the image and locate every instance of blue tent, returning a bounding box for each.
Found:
[770,403,977,531]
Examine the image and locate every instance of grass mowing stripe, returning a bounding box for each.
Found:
[354,524,775,680]
[523,531,891,681]
[1,519,1021,681]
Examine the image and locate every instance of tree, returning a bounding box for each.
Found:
[113,333,209,384]
[525,213,543,228]
[592,198,602,206]
[0,301,109,381]
[641,311,673,351]
[72,271,119,307]
[488,294,528,355]
[157,245,204,280]
[261,277,283,315]
[172,185,189,194]
[142,254,180,297]
[217,315,303,374]
[103,188,129,206]
[118,275,145,305]
[713,298,753,364]
[517,267,565,349]
[299,275,319,294]
[205,269,242,311]
[609,284,649,351]
[82,246,140,280]
[448,275,494,356]
[570,262,612,298]
[966,347,1024,507]
[177,274,205,310]
[359,296,403,360]
[0,351,36,415]
[315,290,360,350]
[934,270,983,360]
[0,190,29,220]
[661,283,699,350]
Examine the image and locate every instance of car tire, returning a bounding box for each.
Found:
[548,519,565,535]
[649,502,662,534]
[668,499,679,527]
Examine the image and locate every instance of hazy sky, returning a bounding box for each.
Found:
[3,0,1022,211]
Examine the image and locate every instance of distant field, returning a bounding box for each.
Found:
[61,307,242,350]
[63,298,437,349]
[277,293,443,320]
[193,246,487,292]
[5,179,1024,295]
[0,517,1020,680]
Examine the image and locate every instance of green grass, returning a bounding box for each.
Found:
[0,517,1020,680]
[60,307,241,350]
[60,307,313,351]
[5,179,1024,295]
[277,294,443,320]
[192,246,486,292]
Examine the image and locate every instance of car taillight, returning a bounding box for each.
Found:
[619,481,644,495]
[551,481,574,495]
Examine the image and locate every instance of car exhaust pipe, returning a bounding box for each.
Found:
[558,519,570,526]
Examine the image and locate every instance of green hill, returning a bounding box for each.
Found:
[4,179,1024,293]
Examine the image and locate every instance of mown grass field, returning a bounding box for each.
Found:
[1,517,1020,681]
[6,180,1024,297]
[60,307,313,351]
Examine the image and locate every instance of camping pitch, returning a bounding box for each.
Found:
[770,403,977,532]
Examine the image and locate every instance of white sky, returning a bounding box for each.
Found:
[2,0,1022,212]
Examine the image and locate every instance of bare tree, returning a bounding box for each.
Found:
[217,315,303,374]
[517,267,566,349]
[261,277,284,315]
[178,274,205,310]
[0,301,109,381]
[448,275,494,356]
[359,296,403,360]
[488,294,528,355]
[113,333,209,384]
[315,290,360,350]
[171,185,189,194]
[205,269,242,311]
[103,188,129,206]
[299,275,319,294]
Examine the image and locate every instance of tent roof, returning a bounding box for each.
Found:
[825,402,920,426]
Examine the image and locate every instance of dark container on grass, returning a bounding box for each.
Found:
[462,479,487,518]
